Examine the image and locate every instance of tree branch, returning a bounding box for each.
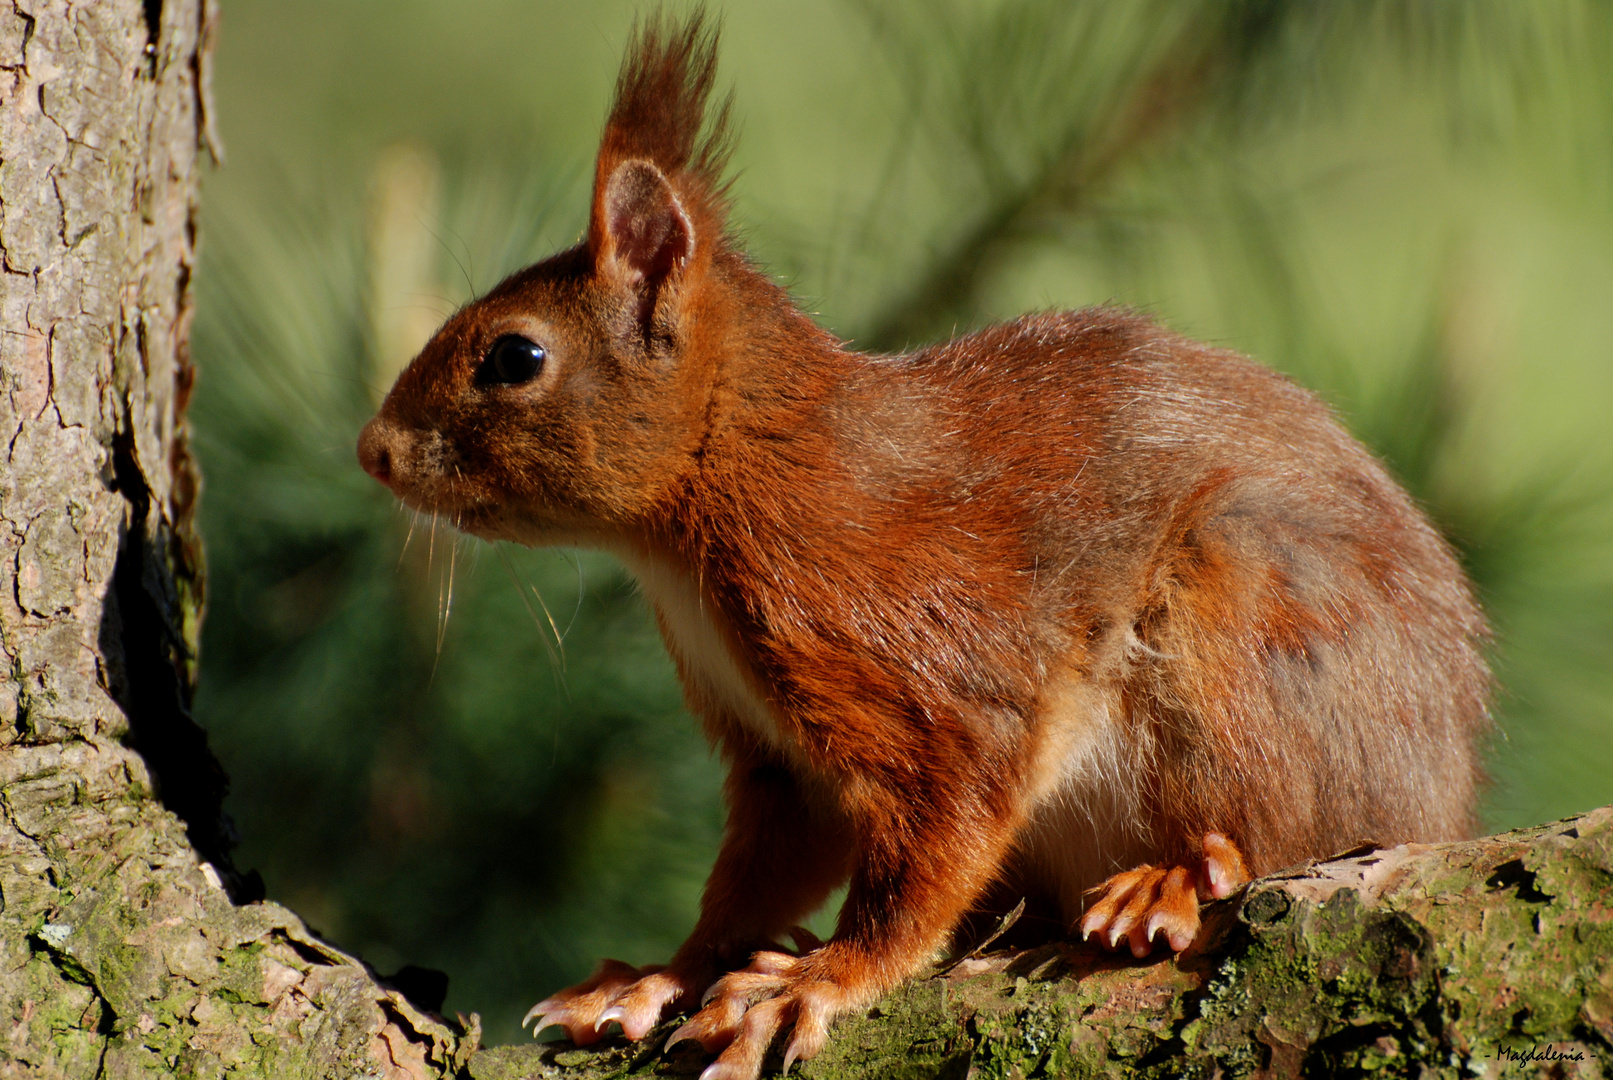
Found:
[471,806,1613,1078]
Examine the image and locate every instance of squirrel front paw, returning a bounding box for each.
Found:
[1079,831,1250,956]
[523,959,696,1045]
[666,946,867,1080]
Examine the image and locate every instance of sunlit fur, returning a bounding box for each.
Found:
[357,11,1490,1074]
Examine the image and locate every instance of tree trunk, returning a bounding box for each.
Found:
[0,4,469,1077]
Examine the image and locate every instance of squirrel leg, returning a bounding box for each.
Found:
[1078,832,1250,957]
[668,791,1020,1080]
[525,756,851,1044]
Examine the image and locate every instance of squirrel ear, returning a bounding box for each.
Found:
[595,158,694,288]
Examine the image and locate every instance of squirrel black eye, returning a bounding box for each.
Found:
[478,335,546,385]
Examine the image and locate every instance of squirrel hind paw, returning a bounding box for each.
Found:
[1080,865,1197,956]
[1080,834,1251,956]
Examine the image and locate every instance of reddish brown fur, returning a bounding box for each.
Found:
[357,12,1490,1076]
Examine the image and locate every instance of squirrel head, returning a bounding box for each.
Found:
[357,13,736,543]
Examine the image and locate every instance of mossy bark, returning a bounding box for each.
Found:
[475,808,1613,1080]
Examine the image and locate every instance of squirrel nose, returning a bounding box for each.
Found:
[357,417,398,487]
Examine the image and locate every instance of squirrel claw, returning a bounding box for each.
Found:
[677,955,858,1080]
[525,960,690,1046]
[1079,834,1251,956]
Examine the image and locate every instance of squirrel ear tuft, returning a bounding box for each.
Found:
[597,158,693,287]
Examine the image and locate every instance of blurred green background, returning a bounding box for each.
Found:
[191,0,1613,1045]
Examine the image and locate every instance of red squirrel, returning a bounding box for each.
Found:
[357,14,1490,1079]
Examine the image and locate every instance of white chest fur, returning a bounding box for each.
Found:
[615,550,784,750]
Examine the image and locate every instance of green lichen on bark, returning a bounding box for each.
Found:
[485,808,1613,1080]
[3,752,478,1078]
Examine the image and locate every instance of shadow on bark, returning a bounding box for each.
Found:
[98,426,262,904]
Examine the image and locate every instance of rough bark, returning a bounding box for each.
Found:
[475,807,1613,1080]
[0,3,471,1077]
